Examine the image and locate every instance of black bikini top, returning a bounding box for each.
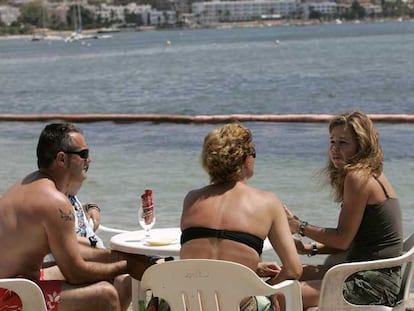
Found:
[181,226,264,255]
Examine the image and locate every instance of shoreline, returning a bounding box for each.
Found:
[1,17,413,40]
[1,113,414,124]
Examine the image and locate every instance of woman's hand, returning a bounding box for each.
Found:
[293,236,310,255]
[256,261,282,277]
[283,205,301,234]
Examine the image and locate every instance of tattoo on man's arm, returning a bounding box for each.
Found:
[59,208,74,221]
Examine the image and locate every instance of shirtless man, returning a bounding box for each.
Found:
[0,123,151,311]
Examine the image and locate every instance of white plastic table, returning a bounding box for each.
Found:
[110,228,183,311]
[110,227,273,256]
[110,228,182,257]
[110,227,273,311]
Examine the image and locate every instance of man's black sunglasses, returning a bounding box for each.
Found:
[64,149,89,159]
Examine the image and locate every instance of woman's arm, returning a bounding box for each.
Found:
[267,195,303,285]
[285,171,369,250]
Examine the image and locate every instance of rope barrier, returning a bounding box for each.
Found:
[1,114,414,123]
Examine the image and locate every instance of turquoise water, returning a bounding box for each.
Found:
[0,21,413,263]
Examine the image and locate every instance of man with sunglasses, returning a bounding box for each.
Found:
[0,123,154,311]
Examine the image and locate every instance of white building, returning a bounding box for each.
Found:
[302,1,337,18]
[148,10,177,26]
[93,3,153,24]
[364,4,383,15]
[308,2,337,14]
[192,0,300,24]
[0,5,19,25]
[93,3,176,26]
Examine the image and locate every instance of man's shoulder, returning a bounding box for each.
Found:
[18,177,71,215]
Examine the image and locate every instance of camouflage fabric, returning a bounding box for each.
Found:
[240,296,274,311]
[343,267,402,307]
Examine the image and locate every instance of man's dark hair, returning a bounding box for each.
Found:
[36,123,83,169]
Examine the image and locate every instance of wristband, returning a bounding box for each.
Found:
[86,203,101,213]
[88,236,98,248]
[308,241,317,257]
[298,221,308,237]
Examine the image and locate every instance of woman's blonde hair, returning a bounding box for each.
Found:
[324,110,383,202]
[201,122,255,184]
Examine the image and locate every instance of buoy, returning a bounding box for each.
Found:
[274,40,280,45]
[166,40,172,46]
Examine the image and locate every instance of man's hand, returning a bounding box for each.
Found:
[123,253,153,280]
[124,254,171,280]
[84,203,101,231]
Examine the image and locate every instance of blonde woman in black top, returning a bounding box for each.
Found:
[181,122,303,311]
[285,110,403,309]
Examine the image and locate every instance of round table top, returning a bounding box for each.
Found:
[110,227,182,256]
[110,227,273,257]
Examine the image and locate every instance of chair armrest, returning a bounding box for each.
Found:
[269,280,303,311]
[96,224,129,234]
[0,278,47,311]
[318,253,411,311]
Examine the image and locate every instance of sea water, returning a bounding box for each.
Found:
[0,21,413,263]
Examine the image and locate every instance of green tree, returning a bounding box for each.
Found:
[309,9,322,20]
[66,4,96,30]
[18,0,48,28]
[382,0,410,17]
[350,0,365,19]
[124,9,144,25]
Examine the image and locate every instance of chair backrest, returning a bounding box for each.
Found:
[403,232,414,252]
[140,259,303,311]
[96,224,129,247]
[400,232,414,303]
[0,278,48,311]
[315,232,414,311]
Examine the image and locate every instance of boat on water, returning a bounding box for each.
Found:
[32,32,46,41]
[64,3,100,43]
[64,31,99,43]
[97,27,121,34]
[32,31,63,41]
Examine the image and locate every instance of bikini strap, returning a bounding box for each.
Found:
[373,175,389,198]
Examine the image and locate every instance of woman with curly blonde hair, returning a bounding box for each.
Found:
[285,111,403,309]
[180,122,302,311]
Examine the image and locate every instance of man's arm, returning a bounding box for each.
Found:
[44,195,130,284]
[83,202,100,231]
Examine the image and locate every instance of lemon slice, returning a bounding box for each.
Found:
[145,238,176,246]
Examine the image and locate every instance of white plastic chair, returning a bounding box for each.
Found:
[307,232,414,311]
[96,224,129,235]
[95,223,129,247]
[140,258,303,311]
[0,278,48,310]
